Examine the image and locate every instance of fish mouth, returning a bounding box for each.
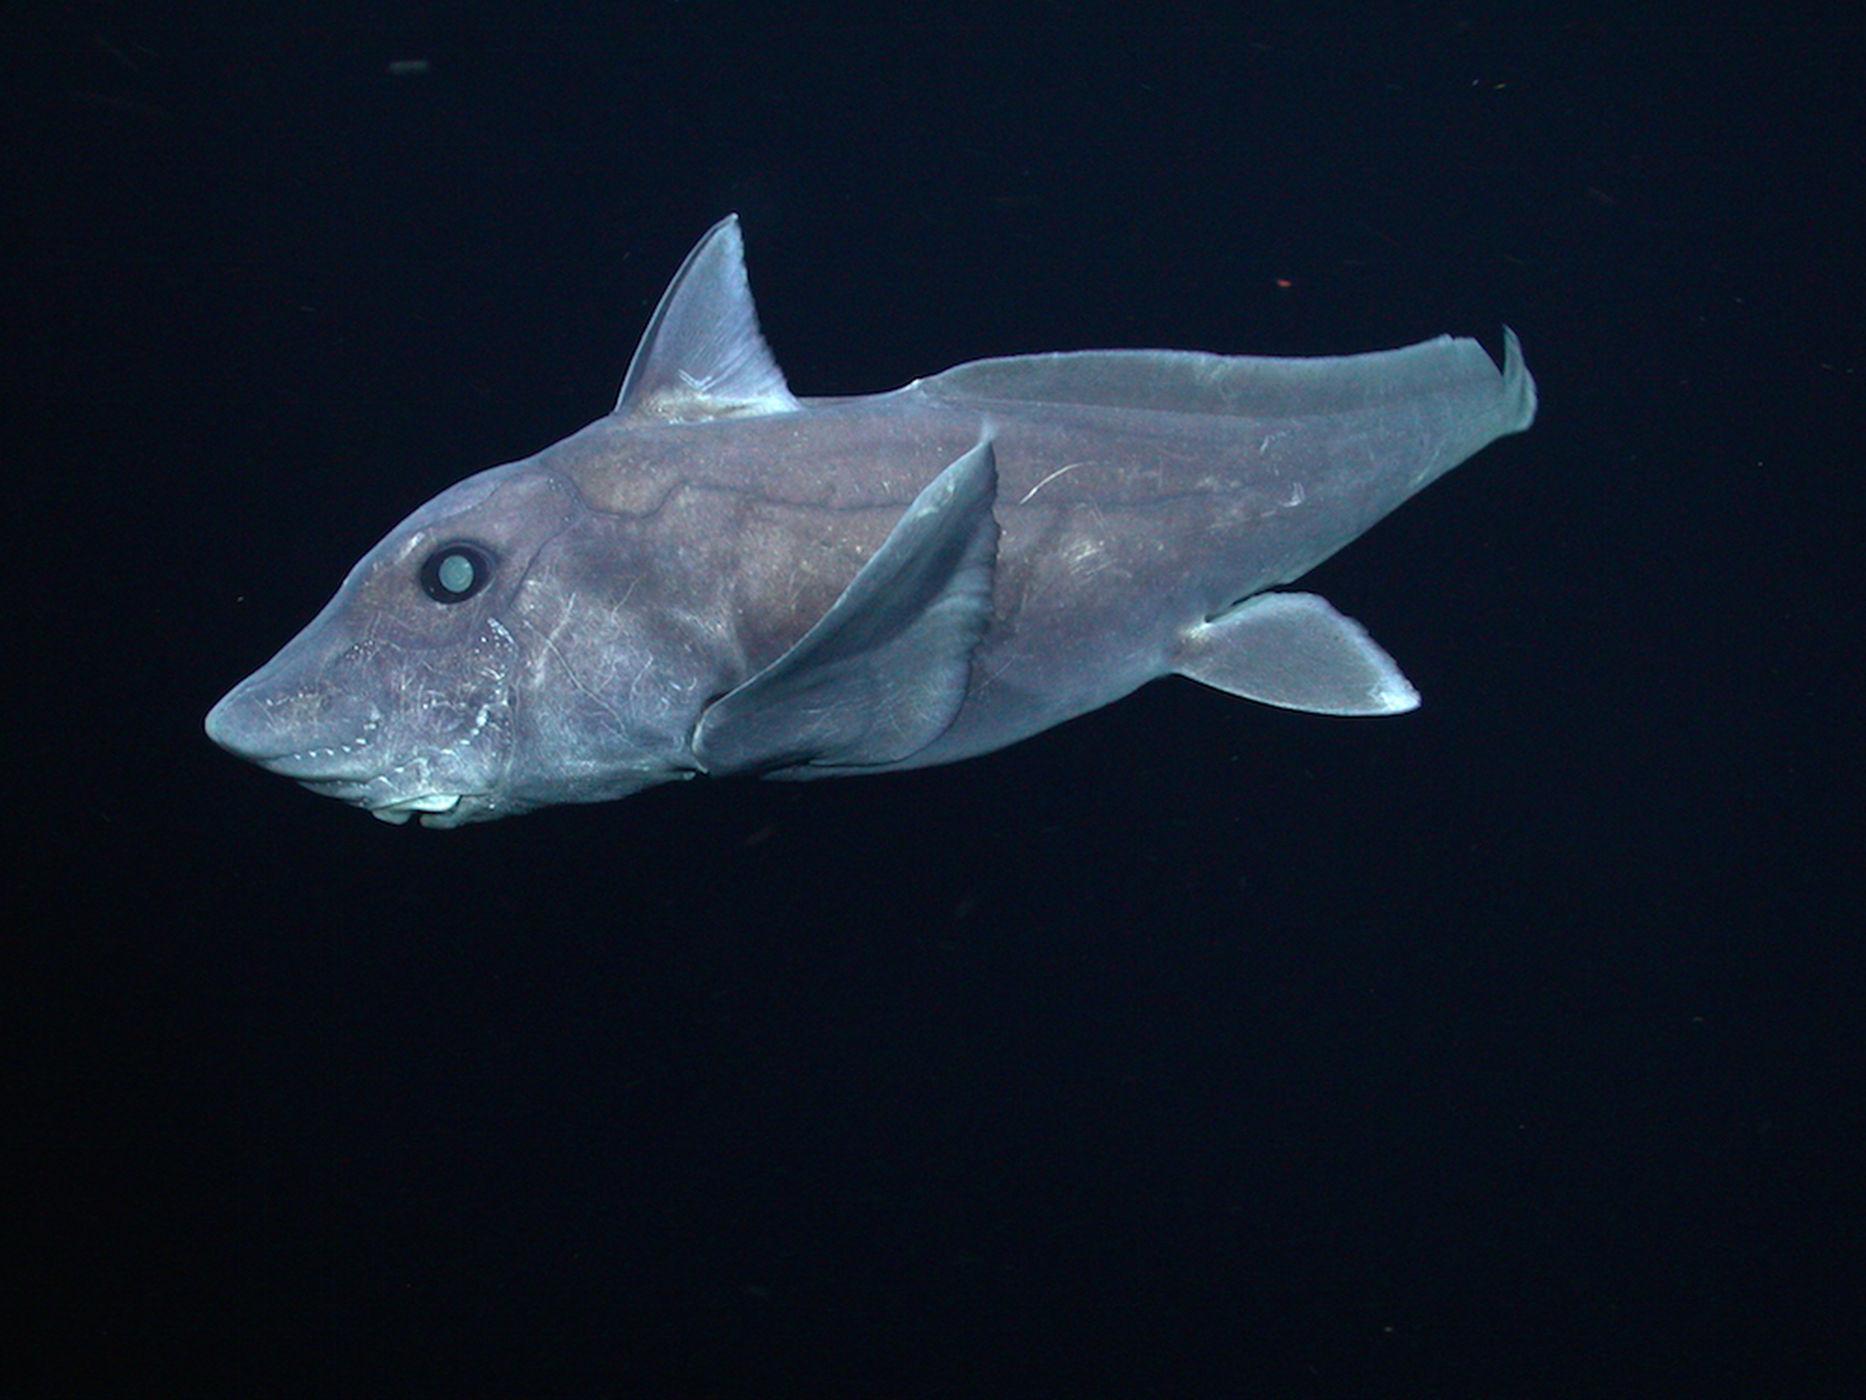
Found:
[294,778,477,827]
[367,792,464,826]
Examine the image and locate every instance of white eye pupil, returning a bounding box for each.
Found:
[437,553,475,594]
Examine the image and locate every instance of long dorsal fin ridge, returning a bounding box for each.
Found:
[614,215,802,422]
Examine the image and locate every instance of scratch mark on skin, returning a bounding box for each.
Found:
[971,654,1018,700]
[627,654,658,713]
[544,591,581,653]
[517,605,624,728]
[1019,460,1089,504]
[604,576,641,635]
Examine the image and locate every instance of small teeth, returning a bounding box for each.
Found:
[369,793,461,824]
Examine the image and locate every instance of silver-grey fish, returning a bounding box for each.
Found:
[206,216,1536,826]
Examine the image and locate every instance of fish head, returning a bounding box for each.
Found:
[205,463,589,826]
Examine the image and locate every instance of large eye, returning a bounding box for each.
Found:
[419,542,495,603]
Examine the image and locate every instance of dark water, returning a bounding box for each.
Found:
[10,7,1860,1396]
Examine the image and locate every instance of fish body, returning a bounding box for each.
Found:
[206,218,1536,826]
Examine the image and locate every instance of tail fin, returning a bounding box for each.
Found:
[1498,327,1538,435]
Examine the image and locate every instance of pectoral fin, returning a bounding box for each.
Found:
[1174,592,1420,716]
[694,439,1000,774]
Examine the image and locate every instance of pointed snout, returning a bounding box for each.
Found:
[203,669,383,782]
[204,679,317,767]
[204,684,270,761]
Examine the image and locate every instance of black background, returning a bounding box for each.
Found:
[9,5,1861,1396]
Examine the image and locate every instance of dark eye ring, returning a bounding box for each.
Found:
[419,542,495,603]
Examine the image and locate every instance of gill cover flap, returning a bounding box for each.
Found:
[694,440,1000,775]
[1174,592,1420,716]
[614,214,802,422]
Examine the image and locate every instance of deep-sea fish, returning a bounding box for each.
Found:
[206,217,1536,826]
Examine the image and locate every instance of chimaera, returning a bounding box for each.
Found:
[205,216,1536,827]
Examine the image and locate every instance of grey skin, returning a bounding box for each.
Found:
[206,216,1536,827]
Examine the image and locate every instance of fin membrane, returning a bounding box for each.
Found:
[1174,592,1419,716]
[694,439,1000,774]
[614,214,801,422]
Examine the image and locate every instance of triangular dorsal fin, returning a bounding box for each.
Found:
[614,215,801,422]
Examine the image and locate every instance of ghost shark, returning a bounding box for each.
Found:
[206,216,1536,827]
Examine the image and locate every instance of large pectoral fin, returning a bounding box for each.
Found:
[694,440,1000,775]
[1173,592,1420,716]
